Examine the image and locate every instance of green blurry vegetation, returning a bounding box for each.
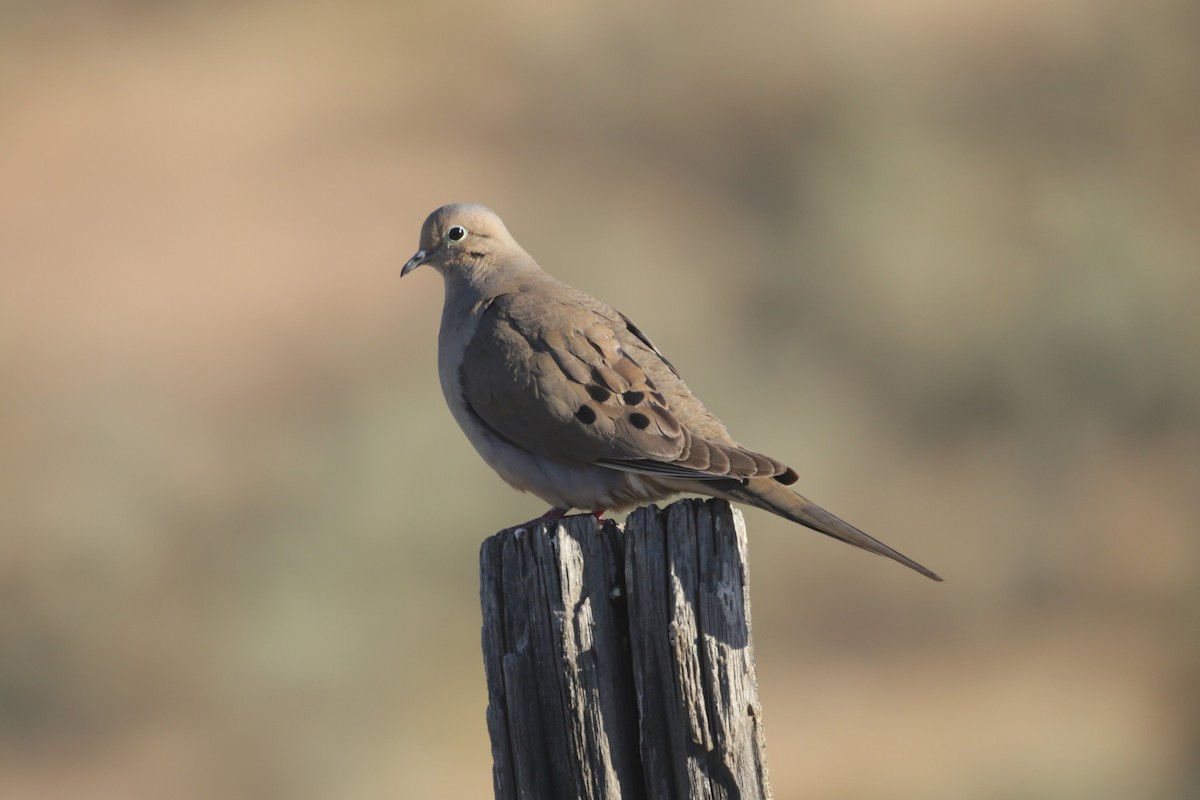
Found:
[1,1,1197,798]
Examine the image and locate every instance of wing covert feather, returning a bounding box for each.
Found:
[459,286,793,482]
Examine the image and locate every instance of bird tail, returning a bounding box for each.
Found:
[723,478,943,581]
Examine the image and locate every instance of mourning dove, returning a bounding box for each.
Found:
[402,204,941,581]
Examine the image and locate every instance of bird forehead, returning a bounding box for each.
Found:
[422,203,510,245]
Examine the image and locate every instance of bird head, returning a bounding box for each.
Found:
[402,204,531,287]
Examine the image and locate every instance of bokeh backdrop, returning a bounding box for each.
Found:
[3,1,1198,798]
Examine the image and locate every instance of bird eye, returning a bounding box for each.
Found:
[446,225,467,243]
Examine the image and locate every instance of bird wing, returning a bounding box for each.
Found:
[458,285,797,483]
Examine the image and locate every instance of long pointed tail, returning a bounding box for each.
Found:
[725,478,943,581]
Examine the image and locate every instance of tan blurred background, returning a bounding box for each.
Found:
[2,0,1198,797]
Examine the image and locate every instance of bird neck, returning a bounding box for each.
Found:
[441,252,545,304]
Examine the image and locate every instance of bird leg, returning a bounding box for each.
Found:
[513,507,606,530]
[511,507,568,530]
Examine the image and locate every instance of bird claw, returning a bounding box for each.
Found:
[513,507,606,530]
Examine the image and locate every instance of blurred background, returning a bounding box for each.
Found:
[2,0,1198,797]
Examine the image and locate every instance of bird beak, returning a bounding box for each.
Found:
[401,249,428,276]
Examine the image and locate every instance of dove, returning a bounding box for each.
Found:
[401,204,941,581]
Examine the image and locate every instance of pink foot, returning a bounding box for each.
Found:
[513,507,607,529]
[564,508,606,520]
[512,507,568,529]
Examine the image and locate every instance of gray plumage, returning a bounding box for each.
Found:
[402,203,941,581]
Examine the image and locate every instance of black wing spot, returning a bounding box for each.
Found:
[622,390,645,406]
[629,412,650,430]
[774,467,799,485]
[587,384,611,403]
[575,405,598,425]
[649,405,681,434]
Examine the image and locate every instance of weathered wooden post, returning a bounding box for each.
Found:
[479,498,772,800]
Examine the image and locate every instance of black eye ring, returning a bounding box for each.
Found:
[446,225,467,243]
